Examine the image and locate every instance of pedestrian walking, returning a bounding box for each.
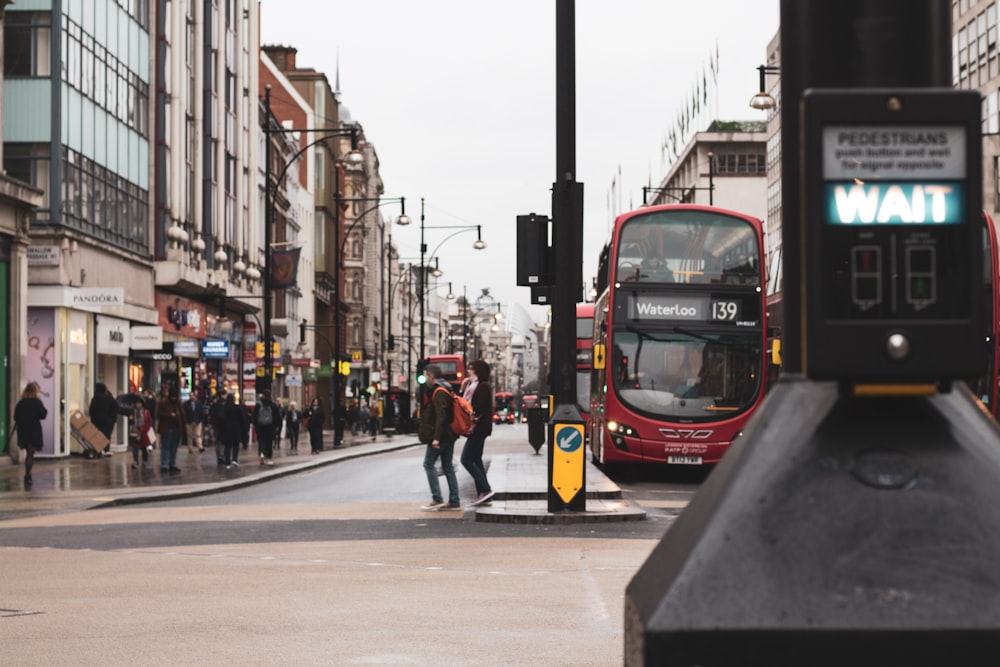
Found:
[251,390,278,466]
[209,393,226,463]
[334,401,347,447]
[461,360,496,505]
[183,390,206,454]
[285,401,302,452]
[88,382,119,455]
[13,381,47,487]
[370,400,381,437]
[220,393,247,470]
[359,402,370,436]
[156,387,186,473]
[305,397,325,454]
[239,397,251,450]
[142,388,157,428]
[418,364,461,511]
[127,398,153,469]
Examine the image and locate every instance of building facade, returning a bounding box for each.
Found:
[6,0,156,455]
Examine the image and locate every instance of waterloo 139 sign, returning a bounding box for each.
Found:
[802,89,983,382]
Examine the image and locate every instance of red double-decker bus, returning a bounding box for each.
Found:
[426,354,466,388]
[969,212,1000,416]
[589,204,772,468]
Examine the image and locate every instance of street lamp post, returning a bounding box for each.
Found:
[262,86,362,396]
[459,291,503,363]
[397,197,485,362]
[332,195,409,421]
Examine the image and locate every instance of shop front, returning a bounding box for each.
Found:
[25,286,124,457]
[95,315,131,450]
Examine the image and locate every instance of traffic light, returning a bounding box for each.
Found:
[299,319,306,343]
[416,358,428,385]
[388,334,395,350]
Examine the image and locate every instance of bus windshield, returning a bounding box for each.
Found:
[616,209,761,285]
[610,328,762,421]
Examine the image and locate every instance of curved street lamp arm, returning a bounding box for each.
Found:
[338,196,408,255]
[270,129,358,198]
[426,225,482,261]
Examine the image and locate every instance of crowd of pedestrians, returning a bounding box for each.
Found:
[24,369,502,509]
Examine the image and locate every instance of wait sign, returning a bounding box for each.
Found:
[802,89,983,383]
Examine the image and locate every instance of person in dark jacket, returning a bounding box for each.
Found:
[14,381,47,486]
[156,387,186,473]
[220,393,247,470]
[418,364,460,511]
[460,360,495,505]
[305,398,325,454]
[183,390,205,454]
[251,390,278,466]
[88,382,119,455]
[285,401,302,452]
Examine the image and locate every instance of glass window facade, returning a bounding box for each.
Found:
[3,1,151,252]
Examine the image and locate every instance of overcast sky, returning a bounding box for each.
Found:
[260,1,780,324]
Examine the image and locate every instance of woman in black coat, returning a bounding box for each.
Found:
[305,398,325,454]
[14,381,47,486]
[220,393,247,470]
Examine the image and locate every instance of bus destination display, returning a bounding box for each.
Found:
[625,294,757,326]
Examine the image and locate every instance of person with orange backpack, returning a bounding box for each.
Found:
[418,364,461,511]
[461,360,495,506]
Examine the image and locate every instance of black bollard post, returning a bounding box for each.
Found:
[625,1,1000,664]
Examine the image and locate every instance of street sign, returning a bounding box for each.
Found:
[551,422,584,504]
[802,89,983,382]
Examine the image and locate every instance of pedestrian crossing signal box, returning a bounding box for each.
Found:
[802,88,983,383]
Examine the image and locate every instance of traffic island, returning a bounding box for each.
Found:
[475,451,646,524]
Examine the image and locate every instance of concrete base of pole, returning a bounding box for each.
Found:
[625,376,1000,666]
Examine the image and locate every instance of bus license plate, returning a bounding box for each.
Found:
[667,456,703,465]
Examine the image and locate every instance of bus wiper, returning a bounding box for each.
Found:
[672,326,714,343]
[625,325,664,342]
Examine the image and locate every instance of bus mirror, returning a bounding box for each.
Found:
[770,339,782,366]
[593,344,606,370]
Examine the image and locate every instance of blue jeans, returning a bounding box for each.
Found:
[423,441,460,505]
[160,427,180,469]
[460,433,491,495]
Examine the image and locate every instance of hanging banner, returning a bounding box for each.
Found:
[271,247,302,290]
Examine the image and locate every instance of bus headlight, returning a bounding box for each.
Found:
[606,421,639,450]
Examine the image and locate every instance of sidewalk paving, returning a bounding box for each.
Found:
[0,429,645,523]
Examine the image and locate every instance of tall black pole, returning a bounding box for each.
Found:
[419,198,426,362]
[333,186,342,427]
[546,0,585,513]
[262,87,273,395]
[550,0,580,408]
